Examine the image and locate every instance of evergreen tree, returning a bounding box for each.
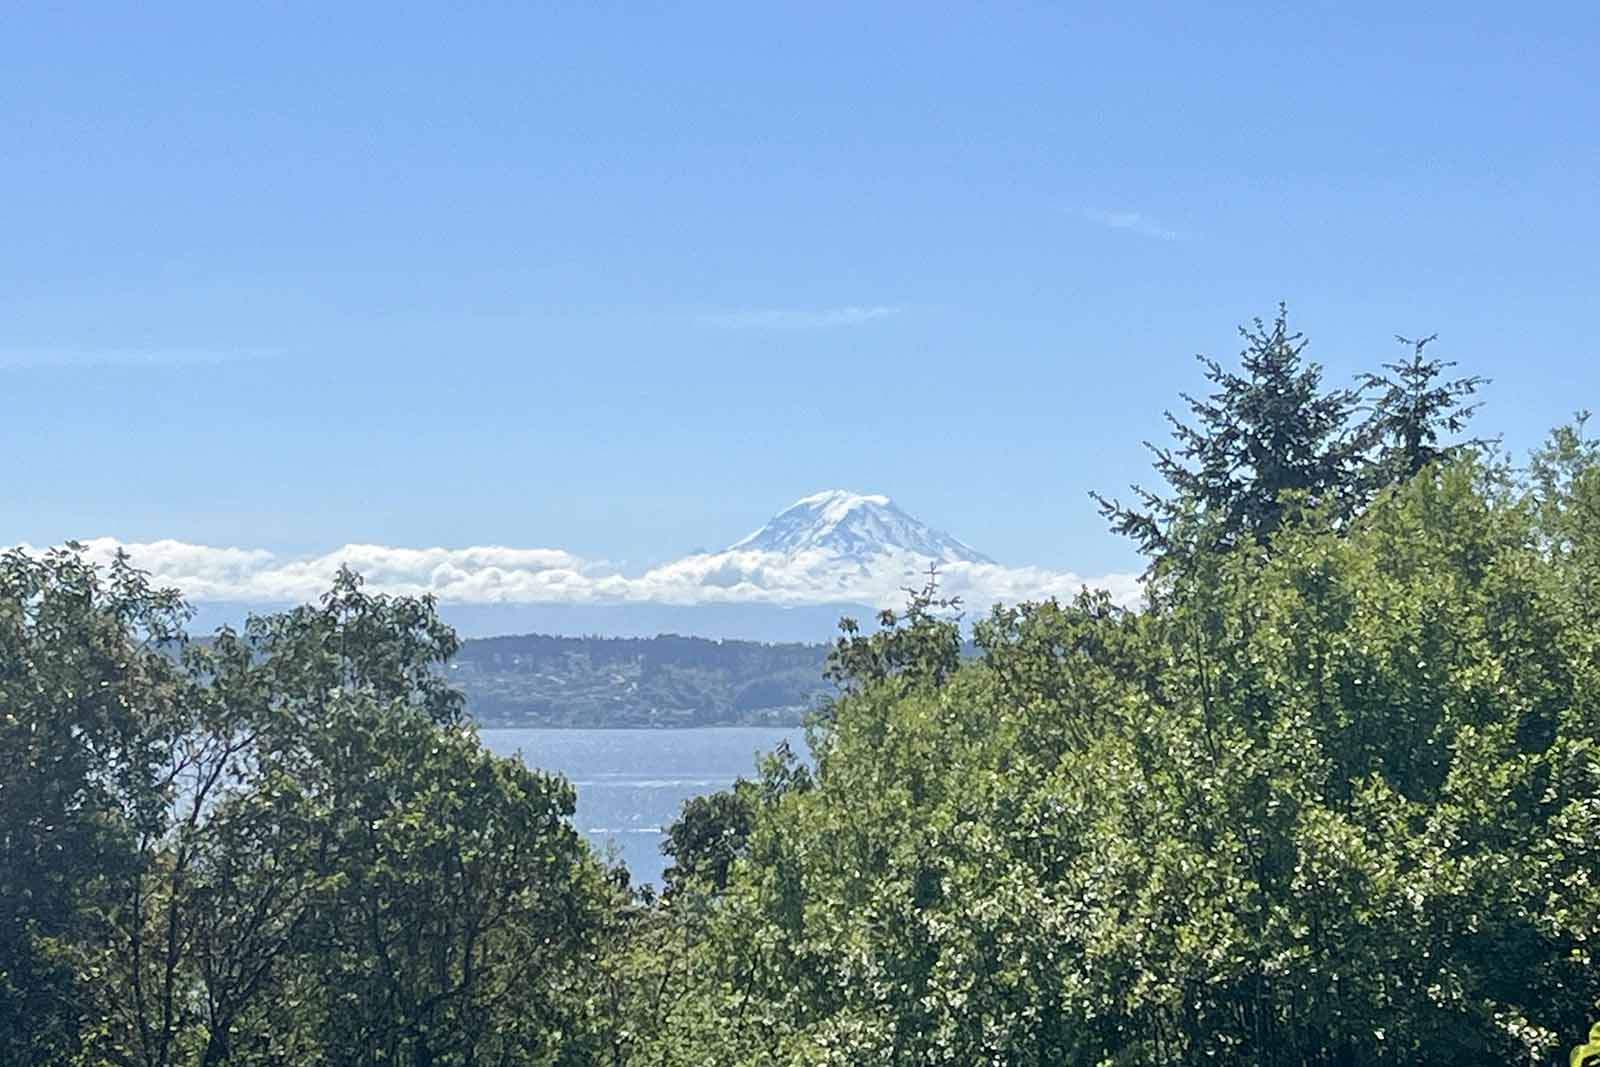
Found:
[1094,306,1363,567]
[1357,332,1488,484]
[1096,309,1487,578]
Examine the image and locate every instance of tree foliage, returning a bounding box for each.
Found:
[1095,308,1486,579]
[0,562,619,1067]
[634,447,1600,1066]
[1358,333,1488,484]
[11,313,1600,1067]
[626,323,1597,1066]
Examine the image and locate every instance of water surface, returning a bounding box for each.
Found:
[480,727,807,886]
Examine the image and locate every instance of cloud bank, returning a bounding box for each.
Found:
[27,538,1142,612]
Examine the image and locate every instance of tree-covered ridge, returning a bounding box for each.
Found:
[452,633,832,726]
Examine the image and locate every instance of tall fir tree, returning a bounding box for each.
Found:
[1094,306,1363,567]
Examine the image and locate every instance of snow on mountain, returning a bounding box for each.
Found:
[728,490,995,564]
[632,490,1030,608]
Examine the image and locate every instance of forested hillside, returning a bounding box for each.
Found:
[452,633,830,726]
[7,311,1600,1065]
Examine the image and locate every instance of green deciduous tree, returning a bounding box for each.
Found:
[0,545,190,1067]
[643,455,1600,1065]
[824,564,964,699]
[293,696,607,1067]
[632,323,1600,1066]
[1,556,619,1067]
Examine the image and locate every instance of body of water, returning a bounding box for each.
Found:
[479,727,807,886]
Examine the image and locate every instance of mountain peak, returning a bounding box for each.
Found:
[791,488,892,518]
[729,490,995,564]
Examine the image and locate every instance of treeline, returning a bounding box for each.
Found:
[6,309,1600,1065]
[453,633,831,726]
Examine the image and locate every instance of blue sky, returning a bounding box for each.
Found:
[5,3,1597,582]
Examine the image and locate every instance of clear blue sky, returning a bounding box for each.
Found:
[5,3,1596,577]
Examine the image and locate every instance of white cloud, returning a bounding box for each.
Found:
[635,547,1142,609]
[21,538,1142,612]
[1076,208,1183,241]
[701,306,903,330]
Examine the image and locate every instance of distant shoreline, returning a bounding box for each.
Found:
[471,716,810,731]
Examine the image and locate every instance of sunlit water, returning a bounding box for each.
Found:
[479,727,807,886]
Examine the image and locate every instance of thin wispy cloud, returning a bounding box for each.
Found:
[0,348,269,371]
[701,305,904,330]
[1074,208,1184,241]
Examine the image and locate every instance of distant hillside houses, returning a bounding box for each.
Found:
[452,632,833,727]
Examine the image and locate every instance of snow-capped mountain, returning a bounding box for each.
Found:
[45,492,1141,637]
[626,490,1047,610]
[728,490,994,564]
